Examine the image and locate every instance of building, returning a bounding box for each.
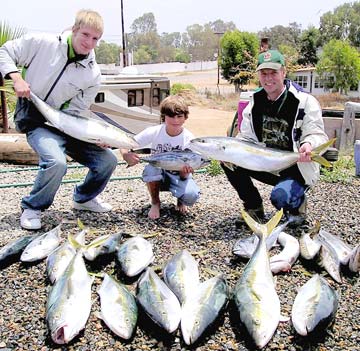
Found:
[292,67,360,97]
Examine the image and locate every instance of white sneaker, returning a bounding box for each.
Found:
[20,209,41,230]
[73,196,112,213]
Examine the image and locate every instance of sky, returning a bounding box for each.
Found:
[0,0,352,45]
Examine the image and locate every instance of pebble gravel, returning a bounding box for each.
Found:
[0,160,359,351]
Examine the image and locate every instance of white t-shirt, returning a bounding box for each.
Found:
[134,124,194,153]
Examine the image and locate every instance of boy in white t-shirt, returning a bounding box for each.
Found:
[121,95,200,219]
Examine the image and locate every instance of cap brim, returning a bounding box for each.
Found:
[256,62,282,72]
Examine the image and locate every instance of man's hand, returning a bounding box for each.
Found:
[10,72,30,98]
[298,142,312,162]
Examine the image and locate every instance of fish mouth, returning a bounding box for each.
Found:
[52,325,68,344]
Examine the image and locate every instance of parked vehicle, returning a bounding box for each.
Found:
[90,70,170,134]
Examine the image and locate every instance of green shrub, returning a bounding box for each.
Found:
[321,156,355,183]
[170,83,196,95]
[206,160,223,176]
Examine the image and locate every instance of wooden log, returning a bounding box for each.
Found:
[0,133,38,165]
[339,102,360,153]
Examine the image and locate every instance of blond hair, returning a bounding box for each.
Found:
[160,95,189,122]
[73,9,104,34]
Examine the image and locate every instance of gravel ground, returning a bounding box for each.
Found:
[0,161,359,351]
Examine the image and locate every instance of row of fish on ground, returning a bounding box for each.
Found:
[232,217,360,283]
[1,209,356,349]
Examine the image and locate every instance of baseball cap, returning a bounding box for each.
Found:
[256,50,285,71]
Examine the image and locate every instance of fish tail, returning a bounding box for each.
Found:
[241,209,283,238]
[310,138,336,167]
[264,209,283,237]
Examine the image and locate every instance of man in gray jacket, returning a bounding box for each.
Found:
[0,9,117,230]
[223,50,329,224]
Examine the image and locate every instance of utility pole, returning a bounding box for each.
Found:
[121,0,127,67]
[214,31,225,94]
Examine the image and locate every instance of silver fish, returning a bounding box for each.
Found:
[21,225,61,262]
[46,229,86,284]
[46,250,93,344]
[189,136,333,173]
[84,232,122,261]
[142,150,210,171]
[318,228,352,265]
[0,235,38,262]
[181,275,228,345]
[233,220,289,258]
[270,231,300,274]
[98,273,138,339]
[136,268,181,333]
[299,231,321,260]
[29,91,139,149]
[291,274,338,336]
[317,237,342,283]
[233,209,283,349]
[117,236,154,277]
[163,249,200,305]
[348,244,360,273]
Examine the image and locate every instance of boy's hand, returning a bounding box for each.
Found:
[179,165,193,179]
[122,151,140,166]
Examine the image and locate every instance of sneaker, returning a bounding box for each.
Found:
[20,209,41,230]
[73,197,112,213]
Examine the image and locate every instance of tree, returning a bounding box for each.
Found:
[258,22,302,50]
[319,3,360,48]
[128,13,160,63]
[95,41,121,64]
[316,39,360,94]
[220,30,259,91]
[0,21,26,124]
[298,26,320,66]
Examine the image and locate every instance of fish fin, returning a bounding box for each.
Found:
[222,161,235,171]
[264,209,284,236]
[241,210,265,236]
[310,138,336,167]
[77,218,85,230]
[85,234,111,249]
[68,233,85,249]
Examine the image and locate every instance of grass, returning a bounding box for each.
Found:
[206,160,223,176]
[321,155,356,183]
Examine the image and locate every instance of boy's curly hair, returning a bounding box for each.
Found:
[160,95,189,122]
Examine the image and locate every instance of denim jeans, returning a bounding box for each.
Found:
[222,164,307,214]
[22,126,117,210]
[142,164,200,206]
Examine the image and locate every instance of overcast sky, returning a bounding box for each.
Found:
[1,0,351,44]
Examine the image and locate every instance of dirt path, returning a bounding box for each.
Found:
[168,69,237,136]
[186,105,235,136]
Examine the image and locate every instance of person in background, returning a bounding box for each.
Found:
[121,95,200,219]
[0,9,117,230]
[223,50,329,224]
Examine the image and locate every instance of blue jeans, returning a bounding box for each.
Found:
[22,127,117,210]
[222,164,307,214]
[142,164,200,206]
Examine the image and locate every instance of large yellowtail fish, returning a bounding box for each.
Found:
[190,136,335,173]
[46,250,93,344]
[291,274,338,336]
[29,91,139,149]
[233,209,283,349]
